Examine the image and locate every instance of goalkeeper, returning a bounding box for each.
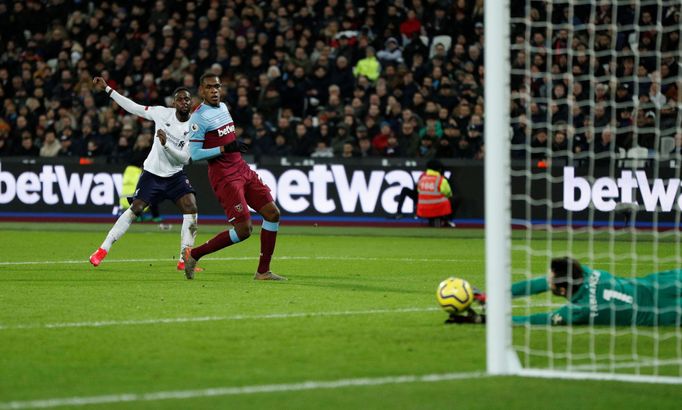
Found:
[449,257,682,326]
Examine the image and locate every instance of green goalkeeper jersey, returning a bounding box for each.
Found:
[511,266,682,326]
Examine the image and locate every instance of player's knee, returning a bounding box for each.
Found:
[179,195,198,214]
[234,224,252,241]
[263,205,280,222]
[129,204,145,216]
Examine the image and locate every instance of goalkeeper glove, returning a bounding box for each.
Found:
[224,140,249,153]
[444,308,486,325]
[472,286,487,305]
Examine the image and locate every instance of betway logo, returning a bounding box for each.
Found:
[0,164,122,205]
[217,123,235,137]
[563,166,682,212]
[254,164,423,214]
[0,163,423,214]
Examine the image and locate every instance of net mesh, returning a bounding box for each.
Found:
[507,0,682,379]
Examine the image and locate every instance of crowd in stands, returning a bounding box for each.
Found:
[0,0,679,164]
[509,1,681,161]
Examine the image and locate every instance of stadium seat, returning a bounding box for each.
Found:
[626,146,650,168]
[618,147,626,158]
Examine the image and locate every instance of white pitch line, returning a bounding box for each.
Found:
[0,255,476,266]
[0,303,560,331]
[0,371,487,409]
[0,307,439,331]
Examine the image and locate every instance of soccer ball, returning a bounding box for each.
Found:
[436,277,473,313]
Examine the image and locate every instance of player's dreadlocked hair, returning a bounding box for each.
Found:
[550,257,584,299]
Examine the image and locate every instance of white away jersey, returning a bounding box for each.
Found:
[141,106,191,177]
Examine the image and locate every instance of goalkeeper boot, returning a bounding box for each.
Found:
[183,247,198,280]
[176,259,204,273]
[254,271,288,281]
[89,247,107,267]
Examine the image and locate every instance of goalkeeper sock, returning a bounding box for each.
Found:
[180,213,198,259]
[257,220,279,274]
[101,208,136,252]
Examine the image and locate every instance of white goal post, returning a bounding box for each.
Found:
[484,0,682,383]
[484,0,520,375]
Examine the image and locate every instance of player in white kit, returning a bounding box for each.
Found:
[89,76,200,272]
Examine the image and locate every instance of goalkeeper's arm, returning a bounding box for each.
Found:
[512,305,589,326]
[511,276,549,298]
[468,276,549,303]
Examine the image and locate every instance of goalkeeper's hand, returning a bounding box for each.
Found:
[471,286,486,305]
[223,140,249,153]
[445,308,486,325]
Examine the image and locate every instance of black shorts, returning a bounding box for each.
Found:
[131,170,195,206]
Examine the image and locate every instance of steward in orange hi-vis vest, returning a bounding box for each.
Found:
[416,161,452,219]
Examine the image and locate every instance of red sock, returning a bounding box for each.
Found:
[257,228,278,273]
[191,230,235,260]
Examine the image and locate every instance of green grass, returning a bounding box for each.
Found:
[0,222,680,409]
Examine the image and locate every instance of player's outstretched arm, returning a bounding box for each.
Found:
[93,76,153,120]
[512,304,588,326]
[511,276,550,298]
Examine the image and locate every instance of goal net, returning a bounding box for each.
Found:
[486,0,682,383]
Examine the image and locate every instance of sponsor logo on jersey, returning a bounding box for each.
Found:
[217,123,236,137]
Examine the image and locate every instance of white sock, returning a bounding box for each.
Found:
[180,213,198,260]
[101,208,136,252]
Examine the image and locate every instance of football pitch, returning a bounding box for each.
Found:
[0,222,679,409]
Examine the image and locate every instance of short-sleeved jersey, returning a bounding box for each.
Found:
[139,106,191,177]
[512,267,682,326]
[187,102,248,186]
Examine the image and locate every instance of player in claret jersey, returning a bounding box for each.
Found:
[183,73,285,281]
[88,76,200,272]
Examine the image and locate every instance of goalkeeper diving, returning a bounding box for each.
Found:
[449,257,682,326]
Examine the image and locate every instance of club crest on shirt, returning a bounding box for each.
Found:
[234,203,243,212]
[191,123,199,132]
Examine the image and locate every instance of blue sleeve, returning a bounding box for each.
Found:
[189,141,222,162]
[187,112,222,162]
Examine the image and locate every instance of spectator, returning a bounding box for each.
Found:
[377,37,404,66]
[39,129,61,157]
[272,133,292,157]
[400,9,422,41]
[329,56,355,100]
[353,47,381,82]
[291,123,313,157]
[0,0,674,165]
[13,131,39,156]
